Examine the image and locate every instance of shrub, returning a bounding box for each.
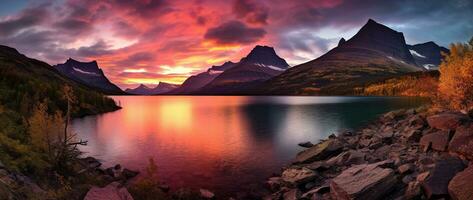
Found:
[438,37,473,111]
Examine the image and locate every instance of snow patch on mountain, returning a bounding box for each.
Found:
[387,56,406,64]
[255,63,285,71]
[409,50,426,58]
[423,64,437,70]
[208,70,224,75]
[73,67,100,76]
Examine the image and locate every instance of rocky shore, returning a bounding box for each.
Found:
[264,107,473,200]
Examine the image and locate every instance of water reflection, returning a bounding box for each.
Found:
[71,96,424,196]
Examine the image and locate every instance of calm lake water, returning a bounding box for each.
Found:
[71,96,424,196]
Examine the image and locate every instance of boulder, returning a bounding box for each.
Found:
[305,161,329,171]
[449,124,473,159]
[408,115,425,127]
[84,182,134,200]
[281,168,318,186]
[449,165,473,200]
[419,131,450,152]
[79,157,102,169]
[398,163,414,175]
[105,167,122,178]
[122,168,139,180]
[378,131,394,144]
[427,112,468,131]
[330,161,398,200]
[295,140,343,164]
[383,110,405,120]
[405,181,422,200]
[199,189,215,199]
[422,157,465,199]
[345,150,366,165]
[326,150,365,166]
[266,177,283,191]
[298,141,314,148]
[402,130,422,142]
[416,172,430,182]
[282,189,301,200]
[358,138,371,148]
[301,184,330,199]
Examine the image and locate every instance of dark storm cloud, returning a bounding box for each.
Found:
[232,0,268,25]
[53,18,93,34]
[0,5,49,36]
[111,0,173,18]
[272,0,473,46]
[76,40,113,57]
[204,20,266,45]
[117,52,154,66]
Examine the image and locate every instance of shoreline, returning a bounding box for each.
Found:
[263,107,473,200]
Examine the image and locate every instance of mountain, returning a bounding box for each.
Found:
[408,42,450,70]
[125,82,180,95]
[197,45,290,94]
[0,45,120,117]
[170,61,237,94]
[258,19,424,95]
[55,58,124,95]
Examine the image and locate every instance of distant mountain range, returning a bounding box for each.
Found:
[171,45,289,94]
[125,82,180,95]
[0,19,450,96]
[255,19,448,95]
[169,61,237,94]
[55,58,124,95]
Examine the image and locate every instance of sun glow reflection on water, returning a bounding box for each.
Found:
[71,96,425,196]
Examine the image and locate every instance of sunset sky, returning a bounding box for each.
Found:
[0,0,472,89]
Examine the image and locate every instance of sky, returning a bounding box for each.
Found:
[0,0,472,89]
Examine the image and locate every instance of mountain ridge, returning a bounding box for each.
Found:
[256,19,427,95]
[55,58,124,95]
[196,45,290,94]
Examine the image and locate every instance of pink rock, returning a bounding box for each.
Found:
[449,123,473,159]
[84,182,133,200]
[427,112,468,131]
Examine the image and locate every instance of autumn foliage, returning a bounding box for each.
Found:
[438,38,473,111]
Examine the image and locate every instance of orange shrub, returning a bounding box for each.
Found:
[438,38,473,111]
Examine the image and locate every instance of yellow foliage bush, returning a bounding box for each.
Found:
[438,38,473,111]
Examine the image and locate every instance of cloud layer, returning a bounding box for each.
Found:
[0,0,472,89]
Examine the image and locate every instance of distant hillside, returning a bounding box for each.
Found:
[126,82,180,95]
[355,71,440,97]
[170,61,236,94]
[0,45,120,118]
[257,19,426,95]
[55,58,124,95]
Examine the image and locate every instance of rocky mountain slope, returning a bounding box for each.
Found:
[170,61,236,94]
[198,45,289,94]
[408,42,450,70]
[0,45,120,117]
[55,58,124,95]
[258,19,425,95]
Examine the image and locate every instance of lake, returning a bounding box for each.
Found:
[71,96,424,196]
